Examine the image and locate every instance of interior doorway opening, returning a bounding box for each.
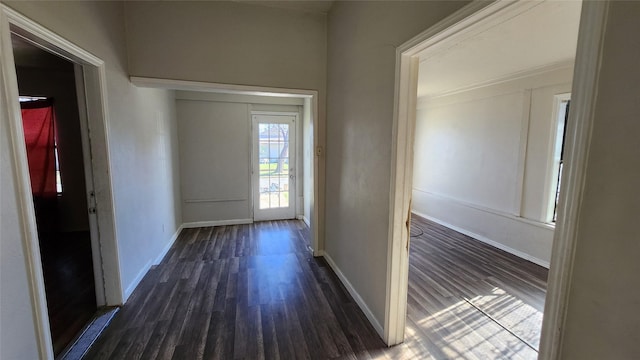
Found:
[130,77,321,256]
[403,1,581,356]
[386,1,609,359]
[1,6,123,358]
[11,31,101,358]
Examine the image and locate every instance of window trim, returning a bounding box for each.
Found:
[546,93,571,223]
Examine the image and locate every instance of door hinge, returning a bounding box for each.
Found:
[88,191,97,214]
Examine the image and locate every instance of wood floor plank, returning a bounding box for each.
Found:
[259,303,280,360]
[139,320,170,360]
[85,218,547,359]
[201,311,225,360]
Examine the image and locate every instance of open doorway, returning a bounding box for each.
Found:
[11,34,99,356]
[405,1,580,355]
[1,7,123,358]
[130,77,321,255]
[385,0,609,358]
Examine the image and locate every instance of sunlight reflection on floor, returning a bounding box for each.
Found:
[468,287,544,349]
[405,286,541,359]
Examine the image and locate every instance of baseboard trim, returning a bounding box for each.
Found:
[123,259,152,302]
[154,224,184,265]
[123,225,184,302]
[413,210,551,268]
[182,218,253,228]
[322,252,385,338]
[296,214,311,227]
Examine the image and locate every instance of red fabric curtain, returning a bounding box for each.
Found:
[21,98,57,198]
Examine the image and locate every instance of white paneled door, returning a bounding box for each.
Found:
[252,114,296,221]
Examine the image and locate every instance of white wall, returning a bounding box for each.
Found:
[325,0,470,334]
[175,91,303,224]
[117,87,181,299]
[559,2,640,358]
[0,55,40,360]
[1,2,182,357]
[413,66,573,266]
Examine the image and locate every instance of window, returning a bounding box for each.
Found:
[548,94,570,223]
[19,96,62,196]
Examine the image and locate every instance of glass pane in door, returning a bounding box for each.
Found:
[258,123,290,209]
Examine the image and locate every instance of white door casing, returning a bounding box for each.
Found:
[74,63,107,306]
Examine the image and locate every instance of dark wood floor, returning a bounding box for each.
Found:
[39,230,97,356]
[85,218,548,359]
[85,220,392,359]
[403,214,548,359]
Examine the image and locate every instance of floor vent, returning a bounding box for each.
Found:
[58,306,119,360]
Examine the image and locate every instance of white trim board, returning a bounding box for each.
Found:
[131,76,314,98]
[123,224,184,301]
[182,219,253,229]
[123,259,153,302]
[154,225,185,265]
[417,64,574,109]
[175,90,305,105]
[424,60,574,100]
[413,188,556,231]
[322,252,385,339]
[412,210,550,268]
[539,2,610,359]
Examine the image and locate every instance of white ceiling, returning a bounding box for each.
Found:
[417,0,582,98]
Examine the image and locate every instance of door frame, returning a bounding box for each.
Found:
[386,3,609,360]
[74,63,107,306]
[251,111,299,221]
[0,5,123,358]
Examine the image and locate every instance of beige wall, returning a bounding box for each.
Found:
[124,0,327,241]
[175,91,306,226]
[124,1,326,92]
[175,91,303,224]
[560,2,640,358]
[1,2,182,357]
[325,0,469,328]
[177,100,252,223]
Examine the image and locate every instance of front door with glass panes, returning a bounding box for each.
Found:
[252,113,296,221]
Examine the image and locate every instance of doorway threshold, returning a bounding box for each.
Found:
[57,306,119,360]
